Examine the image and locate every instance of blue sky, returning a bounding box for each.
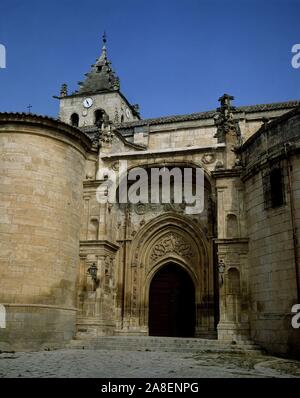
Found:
[0,0,299,119]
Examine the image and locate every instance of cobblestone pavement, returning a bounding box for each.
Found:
[0,349,299,378]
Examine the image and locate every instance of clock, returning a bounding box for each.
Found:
[125,108,131,119]
[83,98,93,108]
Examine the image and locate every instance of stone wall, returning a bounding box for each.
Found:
[59,92,138,128]
[76,100,300,345]
[119,104,297,150]
[242,108,300,356]
[0,114,90,350]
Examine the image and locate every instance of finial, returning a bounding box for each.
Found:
[102,31,107,46]
[218,93,235,109]
[60,83,68,97]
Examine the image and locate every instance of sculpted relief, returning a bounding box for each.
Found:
[132,202,186,215]
[150,233,194,263]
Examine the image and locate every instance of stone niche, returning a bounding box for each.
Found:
[0,114,90,350]
[76,241,119,338]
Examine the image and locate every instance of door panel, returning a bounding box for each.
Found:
[149,263,195,337]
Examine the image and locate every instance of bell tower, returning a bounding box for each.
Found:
[56,33,140,133]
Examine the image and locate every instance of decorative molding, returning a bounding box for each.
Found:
[134,203,154,215]
[133,203,186,215]
[163,203,185,213]
[215,238,249,245]
[83,179,105,189]
[1,303,77,312]
[100,143,226,160]
[80,240,119,256]
[131,268,138,316]
[212,169,242,178]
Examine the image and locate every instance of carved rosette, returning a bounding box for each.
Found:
[133,203,160,215]
[202,153,216,165]
[150,233,194,263]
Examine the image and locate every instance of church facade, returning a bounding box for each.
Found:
[0,38,299,356]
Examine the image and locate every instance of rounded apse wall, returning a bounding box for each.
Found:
[0,113,91,350]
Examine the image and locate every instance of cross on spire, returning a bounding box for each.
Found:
[218,93,235,110]
[102,31,107,46]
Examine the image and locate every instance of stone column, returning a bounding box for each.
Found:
[213,170,250,342]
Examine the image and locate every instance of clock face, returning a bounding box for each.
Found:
[83,98,93,108]
[125,108,131,119]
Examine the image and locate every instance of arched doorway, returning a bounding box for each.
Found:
[149,263,195,337]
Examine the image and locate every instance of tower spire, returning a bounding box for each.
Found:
[100,31,107,58]
[102,31,107,46]
[76,34,120,94]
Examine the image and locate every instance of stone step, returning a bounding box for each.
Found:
[66,336,263,354]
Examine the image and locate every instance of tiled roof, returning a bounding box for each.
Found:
[0,112,60,123]
[0,112,93,149]
[75,41,120,96]
[115,100,300,130]
[241,105,300,150]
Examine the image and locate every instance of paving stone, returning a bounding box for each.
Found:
[0,349,299,378]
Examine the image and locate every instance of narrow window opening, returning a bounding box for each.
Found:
[270,167,284,208]
[94,109,105,127]
[263,165,285,209]
[70,113,79,127]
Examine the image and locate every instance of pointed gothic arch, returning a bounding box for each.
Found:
[122,213,216,337]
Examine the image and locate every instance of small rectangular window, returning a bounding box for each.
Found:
[263,164,285,209]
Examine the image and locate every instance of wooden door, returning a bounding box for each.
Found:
[149,263,195,337]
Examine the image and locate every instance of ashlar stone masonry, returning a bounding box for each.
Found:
[0,38,299,356]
